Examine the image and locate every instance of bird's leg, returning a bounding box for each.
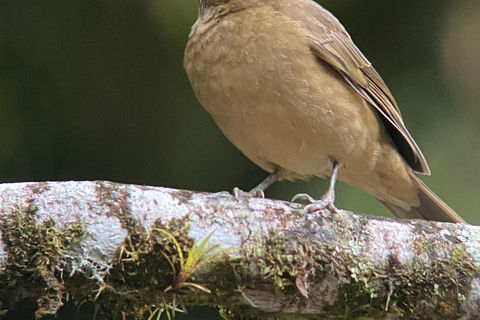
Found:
[234,170,281,198]
[292,162,340,212]
[253,170,282,193]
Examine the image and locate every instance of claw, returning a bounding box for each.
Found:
[233,187,265,198]
[291,162,341,214]
[233,171,281,199]
[293,191,338,214]
[303,196,338,214]
[291,193,316,204]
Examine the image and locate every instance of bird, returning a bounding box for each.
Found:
[184,0,464,223]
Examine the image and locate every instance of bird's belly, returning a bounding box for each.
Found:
[212,92,381,180]
[216,108,338,179]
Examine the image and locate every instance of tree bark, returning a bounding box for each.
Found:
[0,181,478,319]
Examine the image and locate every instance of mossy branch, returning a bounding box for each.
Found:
[0,181,478,319]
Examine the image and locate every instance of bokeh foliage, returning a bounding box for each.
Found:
[0,0,479,319]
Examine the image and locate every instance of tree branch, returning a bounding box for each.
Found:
[0,181,478,319]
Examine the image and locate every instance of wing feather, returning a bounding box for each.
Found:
[309,31,430,174]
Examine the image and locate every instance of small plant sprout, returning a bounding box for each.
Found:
[153,228,224,293]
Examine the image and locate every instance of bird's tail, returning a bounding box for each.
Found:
[377,173,465,223]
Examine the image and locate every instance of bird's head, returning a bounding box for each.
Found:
[196,0,266,16]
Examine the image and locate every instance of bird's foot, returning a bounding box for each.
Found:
[233,171,281,199]
[233,187,265,198]
[292,189,338,213]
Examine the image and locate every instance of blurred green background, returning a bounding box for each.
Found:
[1,0,479,319]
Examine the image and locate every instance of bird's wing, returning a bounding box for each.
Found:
[309,30,430,175]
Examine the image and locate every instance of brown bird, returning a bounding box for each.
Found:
[184,0,464,223]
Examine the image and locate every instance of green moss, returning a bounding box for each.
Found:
[242,230,315,297]
[96,217,197,318]
[0,209,86,316]
[322,237,480,320]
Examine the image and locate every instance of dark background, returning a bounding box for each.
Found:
[1,0,479,319]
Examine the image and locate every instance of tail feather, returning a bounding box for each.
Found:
[378,174,465,223]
